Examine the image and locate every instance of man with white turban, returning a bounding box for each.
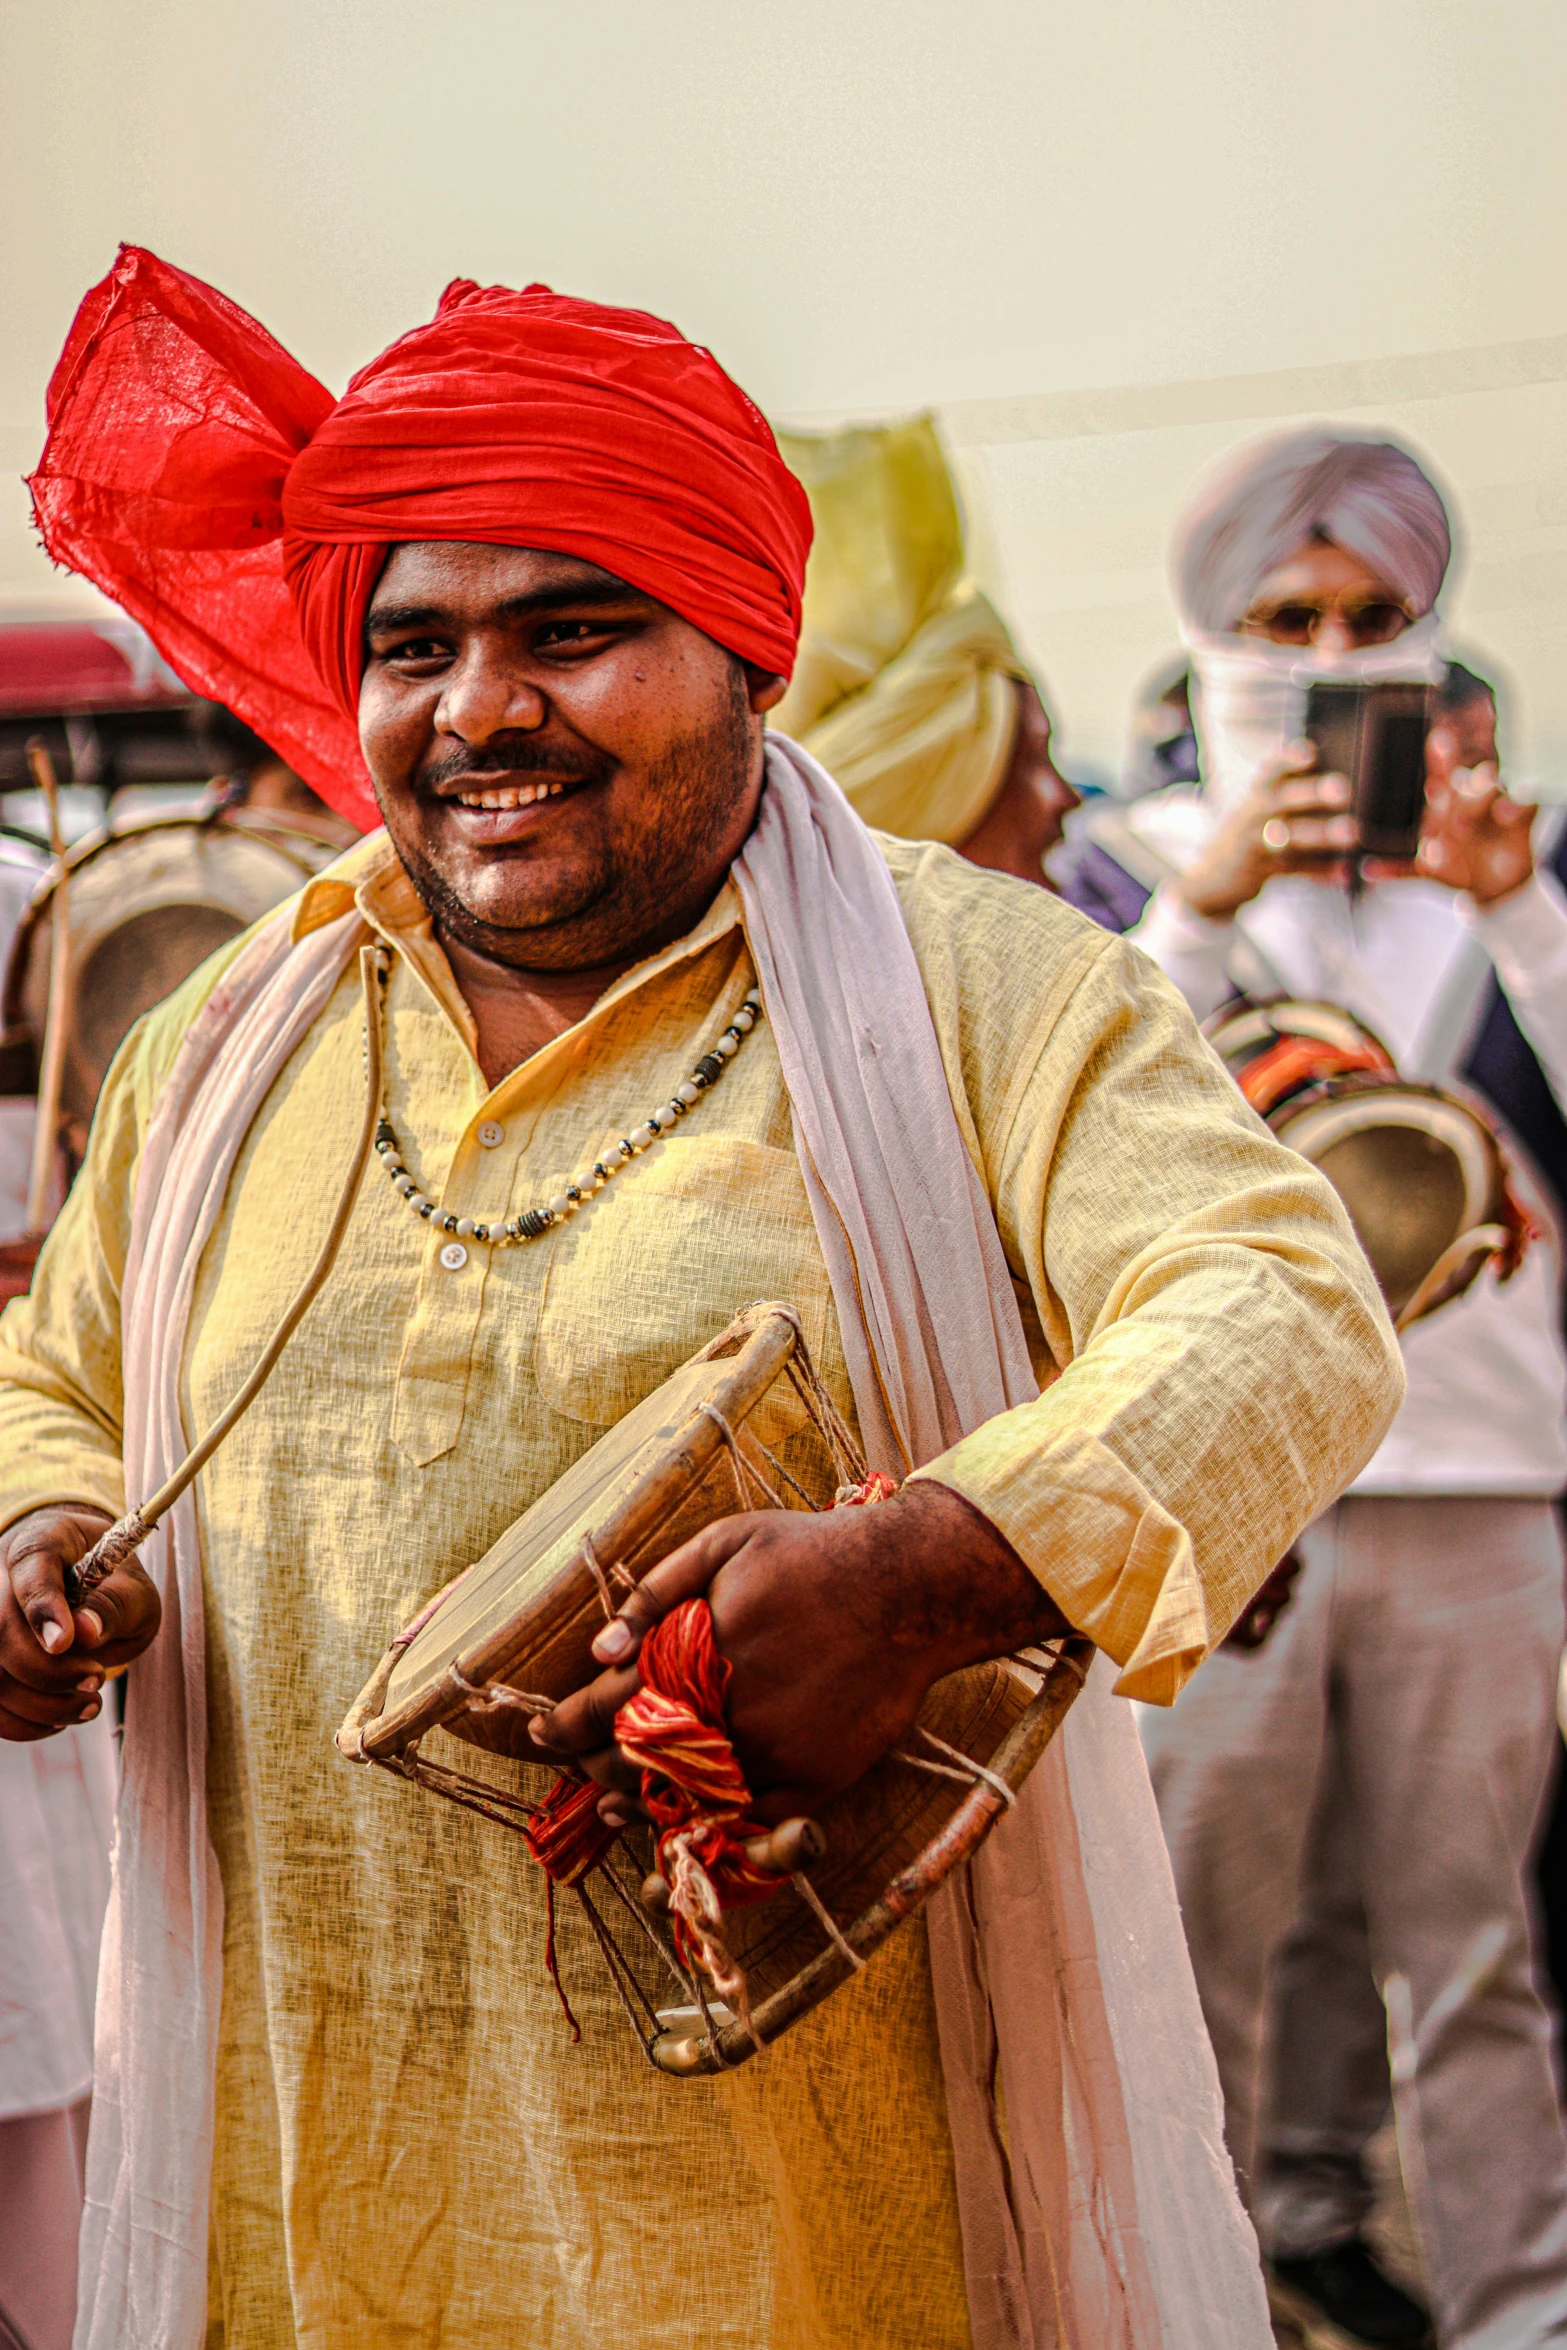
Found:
[1121,426,1567,2350]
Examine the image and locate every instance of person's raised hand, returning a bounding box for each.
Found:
[0,1505,162,1741]
[1222,1549,1304,1652]
[528,1481,1067,1829]
[1177,743,1358,921]
[1403,726,1536,906]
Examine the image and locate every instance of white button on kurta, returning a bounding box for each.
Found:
[439,1241,468,1271]
[477,1120,504,1148]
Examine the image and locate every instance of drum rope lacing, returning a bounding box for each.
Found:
[366,942,765,1247]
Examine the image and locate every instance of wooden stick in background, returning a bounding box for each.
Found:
[24,738,72,1236]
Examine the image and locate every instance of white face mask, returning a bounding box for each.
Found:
[1185,611,1446,814]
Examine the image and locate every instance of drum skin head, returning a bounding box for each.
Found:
[378,1345,784,1736]
[358,1305,817,1757]
[1272,1076,1505,1320]
[1204,996,1512,1324]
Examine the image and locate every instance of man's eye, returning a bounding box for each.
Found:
[536,620,602,649]
[381,638,448,663]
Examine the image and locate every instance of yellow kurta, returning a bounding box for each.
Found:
[0,831,1399,2350]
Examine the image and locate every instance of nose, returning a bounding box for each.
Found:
[1314,614,1358,655]
[435,647,547,743]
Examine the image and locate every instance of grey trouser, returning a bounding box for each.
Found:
[1141,1496,1567,2350]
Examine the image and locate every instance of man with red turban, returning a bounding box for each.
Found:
[0,249,1400,2350]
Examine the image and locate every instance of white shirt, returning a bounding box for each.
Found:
[1132,864,1567,1496]
[0,1719,117,2117]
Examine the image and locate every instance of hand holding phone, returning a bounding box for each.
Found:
[1175,747,1357,920]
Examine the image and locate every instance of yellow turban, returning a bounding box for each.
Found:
[771,415,1031,845]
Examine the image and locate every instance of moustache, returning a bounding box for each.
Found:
[421,737,616,794]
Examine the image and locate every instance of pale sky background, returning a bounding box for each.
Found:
[3,0,1565,785]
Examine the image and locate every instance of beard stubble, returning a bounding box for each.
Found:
[391,667,757,972]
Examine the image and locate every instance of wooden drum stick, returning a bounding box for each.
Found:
[24,740,72,1236]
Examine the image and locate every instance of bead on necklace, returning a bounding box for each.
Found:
[367,945,764,1248]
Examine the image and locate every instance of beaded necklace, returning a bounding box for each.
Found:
[368,944,764,1248]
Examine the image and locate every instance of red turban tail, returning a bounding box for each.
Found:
[29,248,812,831]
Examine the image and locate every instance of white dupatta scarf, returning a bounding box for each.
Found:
[78,738,1268,2350]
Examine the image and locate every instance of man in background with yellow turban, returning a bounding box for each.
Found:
[772,417,1079,882]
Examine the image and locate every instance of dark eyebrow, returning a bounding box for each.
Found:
[365,577,649,639]
[364,603,448,638]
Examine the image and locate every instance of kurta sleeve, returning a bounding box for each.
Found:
[1126,878,1239,1019]
[0,949,222,1535]
[891,847,1404,1705]
[0,920,267,1536]
[0,1035,152,1532]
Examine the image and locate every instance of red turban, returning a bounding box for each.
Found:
[29,247,813,831]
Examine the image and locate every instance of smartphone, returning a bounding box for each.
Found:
[1304,680,1432,861]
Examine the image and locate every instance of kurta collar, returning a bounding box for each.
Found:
[292,826,746,1067]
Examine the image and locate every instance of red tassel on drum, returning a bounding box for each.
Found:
[519,1604,781,2034]
[833,1469,898,1509]
[615,1599,780,2025]
[523,1472,900,2032]
[619,1600,776,1904]
[523,1774,617,1887]
[522,1775,619,2041]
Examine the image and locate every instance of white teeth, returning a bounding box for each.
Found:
[454,779,568,811]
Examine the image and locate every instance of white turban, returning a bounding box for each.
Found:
[1171,427,1452,636]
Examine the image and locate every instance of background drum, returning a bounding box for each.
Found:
[3,808,344,1149]
[1204,997,1528,1328]
[0,807,348,1301]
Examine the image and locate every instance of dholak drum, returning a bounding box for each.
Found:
[1204,997,1528,1328]
[2,808,346,1146]
[340,1301,1090,2077]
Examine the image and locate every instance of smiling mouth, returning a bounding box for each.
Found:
[451,778,570,811]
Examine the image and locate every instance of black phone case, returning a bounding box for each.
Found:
[1304,681,1430,861]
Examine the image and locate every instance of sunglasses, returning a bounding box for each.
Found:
[1239,593,1414,648]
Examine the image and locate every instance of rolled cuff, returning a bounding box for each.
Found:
[911,1424,1214,1707]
